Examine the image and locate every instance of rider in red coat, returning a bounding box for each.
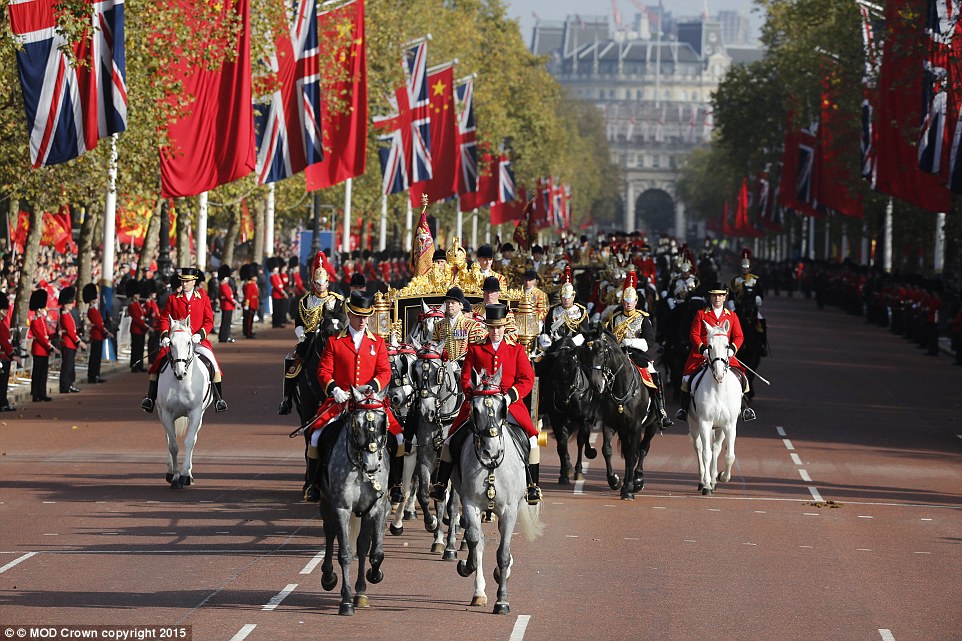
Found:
[141,268,228,414]
[676,281,756,422]
[430,304,543,505]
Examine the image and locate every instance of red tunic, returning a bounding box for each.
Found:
[148,289,216,375]
[311,328,401,436]
[451,338,536,438]
[292,272,305,297]
[243,281,259,310]
[219,282,236,311]
[60,310,82,350]
[0,321,16,360]
[87,306,108,341]
[128,300,148,335]
[682,307,746,376]
[30,315,54,357]
[270,273,286,299]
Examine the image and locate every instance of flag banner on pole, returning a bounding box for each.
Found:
[8,0,128,168]
[456,77,478,196]
[254,0,323,184]
[410,200,434,276]
[490,157,522,225]
[305,0,367,191]
[459,148,498,211]
[816,68,864,219]
[159,0,255,198]
[512,198,535,250]
[410,64,458,206]
[12,207,74,253]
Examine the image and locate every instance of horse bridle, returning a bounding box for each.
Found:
[388,347,416,415]
[169,329,194,381]
[345,397,389,494]
[553,344,591,414]
[590,335,638,411]
[470,383,507,470]
[415,348,461,428]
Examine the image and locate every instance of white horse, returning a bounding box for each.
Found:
[409,301,444,344]
[687,320,742,496]
[158,317,212,488]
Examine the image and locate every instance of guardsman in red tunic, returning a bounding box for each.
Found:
[302,291,402,502]
[28,289,56,402]
[676,281,756,422]
[241,264,259,338]
[217,264,238,343]
[83,284,109,383]
[57,287,86,394]
[270,258,288,328]
[127,280,149,372]
[431,304,542,505]
[141,267,228,413]
[0,291,22,411]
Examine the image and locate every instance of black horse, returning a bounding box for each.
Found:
[536,334,597,485]
[658,295,705,401]
[580,328,660,500]
[732,294,766,401]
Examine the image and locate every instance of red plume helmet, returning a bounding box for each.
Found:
[741,247,753,260]
[560,264,575,299]
[563,264,572,284]
[623,268,639,303]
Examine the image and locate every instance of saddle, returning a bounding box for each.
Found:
[632,364,658,390]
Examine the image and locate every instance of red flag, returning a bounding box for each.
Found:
[239,198,253,243]
[873,0,952,212]
[460,149,497,211]
[117,198,151,248]
[491,185,526,225]
[816,69,864,218]
[410,65,458,206]
[159,0,255,198]
[305,0,367,191]
[720,201,734,237]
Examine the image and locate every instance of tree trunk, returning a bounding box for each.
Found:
[137,197,164,274]
[13,204,46,328]
[252,194,266,265]
[176,197,192,267]
[77,204,98,305]
[222,203,241,268]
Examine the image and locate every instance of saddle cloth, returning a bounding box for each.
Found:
[633,364,658,390]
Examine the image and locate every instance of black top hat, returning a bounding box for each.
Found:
[177,267,202,281]
[444,286,465,302]
[522,268,538,281]
[433,248,447,262]
[707,281,729,295]
[124,279,139,298]
[346,290,374,317]
[288,256,299,269]
[0,292,9,310]
[217,264,232,280]
[477,244,494,259]
[82,283,98,304]
[58,286,76,306]
[482,276,501,293]
[483,303,509,327]
[350,273,366,288]
[29,289,48,311]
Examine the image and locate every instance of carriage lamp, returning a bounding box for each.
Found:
[373,293,392,338]
[515,293,538,351]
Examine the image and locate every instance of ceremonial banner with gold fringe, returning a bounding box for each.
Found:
[410,195,435,276]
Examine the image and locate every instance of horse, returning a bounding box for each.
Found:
[157,317,212,489]
[385,339,421,534]
[686,320,741,496]
[536,335,597,485]
[659,294,705,400]
[453,368,544,614]
[409,301,445,344]
[410,340,463,558]
[732,294,766,401]
[318,387,391,616]
[581,328,659,500]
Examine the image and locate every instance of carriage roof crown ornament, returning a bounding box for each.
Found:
[446,237,467,269]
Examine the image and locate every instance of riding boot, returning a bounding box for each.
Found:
[304,457,320,502]
[278,374,295,415]
[213,381,228,413]
[526,463,543,505]
[675,390,690,421]
[402,403,419,453]
[141,378,158,413]
[388,438,404,504]
[430,459,453,501]
[741,395,756,422]
[651,372,674,429]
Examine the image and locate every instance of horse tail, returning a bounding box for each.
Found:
[516,500,545,542]
[174,417,189,439]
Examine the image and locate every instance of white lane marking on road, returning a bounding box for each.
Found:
[0,552,38,574]
[798,469,812,482]
[754,510,766,514]
[263,584,298,611]
[743,542,757,546]
[857,548,872,552]
[957,435,962,441]
[790,453,802,465]
[799,545,813,549]
[683,539,696,543]
[229,625,257,641]
[653,506,666,510]
[623,537,640,541]
[803,513,820,517]
[776,426,786,437]
[913,551,931,555]
[921,518,933,521]
[879,630,895,641]
[509,615,531,641]
[858,515,874,519]
[782,439,795,451]
[43,501,56,504]
[807,486,823,502]
[42,533,58,536]
[564,535,579,538]
[300,550,325,575]
[708,508,721,512]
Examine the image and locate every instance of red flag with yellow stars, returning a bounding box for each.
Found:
[410,64,458,206]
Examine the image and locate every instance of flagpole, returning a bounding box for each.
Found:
[471,208,478,249]
[456,196,463,239]
[379,194,388,251]
[265,183,275,258]
[343,178,353,256]
[883,197,893,271]
[196,191,208,270]
[934,211,946,271]
[405,197,413,250]
[102,133,118,303]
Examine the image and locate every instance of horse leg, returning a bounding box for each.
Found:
[580,421,597,460]
[457,502,486,607]
[353,521,371,609]
[573,427,586,482]
[601,422,621,490]
[555,422,572,485]
[442,488,460,561]
[335,509,356,615]
[621,437,638,501]
[320,503,338,592]
[162,414,178,485]
[177,411,204,488]
[694,422,714,495]
[390,452,416,535]
[415,447,439,533]
[709,427,725,491]
[718,422,737,484]
[366,503,387,588]
[492,508,518,615]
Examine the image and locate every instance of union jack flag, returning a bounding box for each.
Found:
[9,0,128,168]
[254,0,323,184]
[374,38,431,195]
[497,156,516,204]
[456,77,477,194]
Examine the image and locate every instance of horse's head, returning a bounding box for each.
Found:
[415,302,444,342]
[581,329,616,394]
[348,387,389,475]
[470,367,507,465]
[387,348,416,416]
[704,320,732,383]
[413,341,446,423]
[168,317,195,381]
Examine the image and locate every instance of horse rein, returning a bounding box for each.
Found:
[471,383,507,470]
[345,397,389,498]
[592,336,638,412]
[168,328,194,381]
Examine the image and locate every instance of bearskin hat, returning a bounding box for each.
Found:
[288,256,299,269]
[217,264,232,280]
[239,264,252,281]
[58,286,76,307]
[138,279,154,299]
[29,289,48,311]
[82,283,98,304]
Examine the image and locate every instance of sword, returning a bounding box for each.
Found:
[731,356,771,386]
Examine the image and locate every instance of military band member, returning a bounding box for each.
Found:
[728,249,764,321]
[431,304,543,505]
[676,282,756,422]
[278,252,345,415]
[270,258,288,328]
[58,287,85,394]
[127,280,148,373]
[217,264,239,343]
[142,267,228,414]
[241,264,259,339]
[605,273,673,428]
[0,291,20,411]
[29,289,56,402]
[521,269,549,328]
[83,284,109,383]
[538,267,588,350]
[665,260,699,309]
[433,286,479,362]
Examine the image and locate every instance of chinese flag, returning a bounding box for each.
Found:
[410,65,458,206]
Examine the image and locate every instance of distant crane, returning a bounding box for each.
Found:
[611,0,622,30]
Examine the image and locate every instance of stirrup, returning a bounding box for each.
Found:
[304,484,320,503]
[141,398,154,413]
[429,483,447,501]
[215,399,228,413]
[742,407,756,422]
[659,414,674,428]
[526,484,543,505]
[674,408,687,420]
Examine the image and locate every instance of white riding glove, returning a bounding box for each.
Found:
[294,326,305,342]
[726,300,736,311]
[726,345,736,356]
[667,298,677,310]
[571,333,585,347]
[538,334,552,349]
[191,333,202,344]
[623,338,648,351]
[755,295,762,307]
[331,387,350,404]
[160,337,171,348]
[331,318,340,329]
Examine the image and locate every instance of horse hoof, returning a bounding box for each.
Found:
[584,446,597,460]
[697,482,704,491]
[354,594,369,608]
[574,471,585,481]
[460,539,467,551]
[181,476,191,487]
[442,549,457,561]
[389,523,404,536]
[366,568,383,584]
[621,492,635,501]
[493,603,510,615]
[403,510,416,521]
[321,573,338,591]
[442,515,450,526]
[558,476,571,486]
[470,595,487,607]
[338,602,355,616]
[431,542,445,554]
[165,473,174,483]
[607,474,622,490]
[701,487,712,496]
[169,480,180,490]
[457,560,475,578]
[425,516,438,532]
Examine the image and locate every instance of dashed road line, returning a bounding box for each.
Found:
[0,551,37,574]
[878,630,896,641]
[509,615,531,641]
[300,550,325,575]
[229,625,257,641]
[775,426,787,437]
[778,427,826,502]
[781,438,795,451]
[807,487,823,501]
[262,584,297,611]
[789,453,802,465]
[798,469,812,482]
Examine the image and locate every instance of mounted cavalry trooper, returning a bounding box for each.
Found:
[141,267,228,414]
[278,251,345,415]
[433,286,481,362]
[728,249,765,322]
[431,304,543,505]
[605,271,673,428]
[665,259,699,309]
[675,281,756,422]
[538,266,589,350]
[304,291,403,503]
